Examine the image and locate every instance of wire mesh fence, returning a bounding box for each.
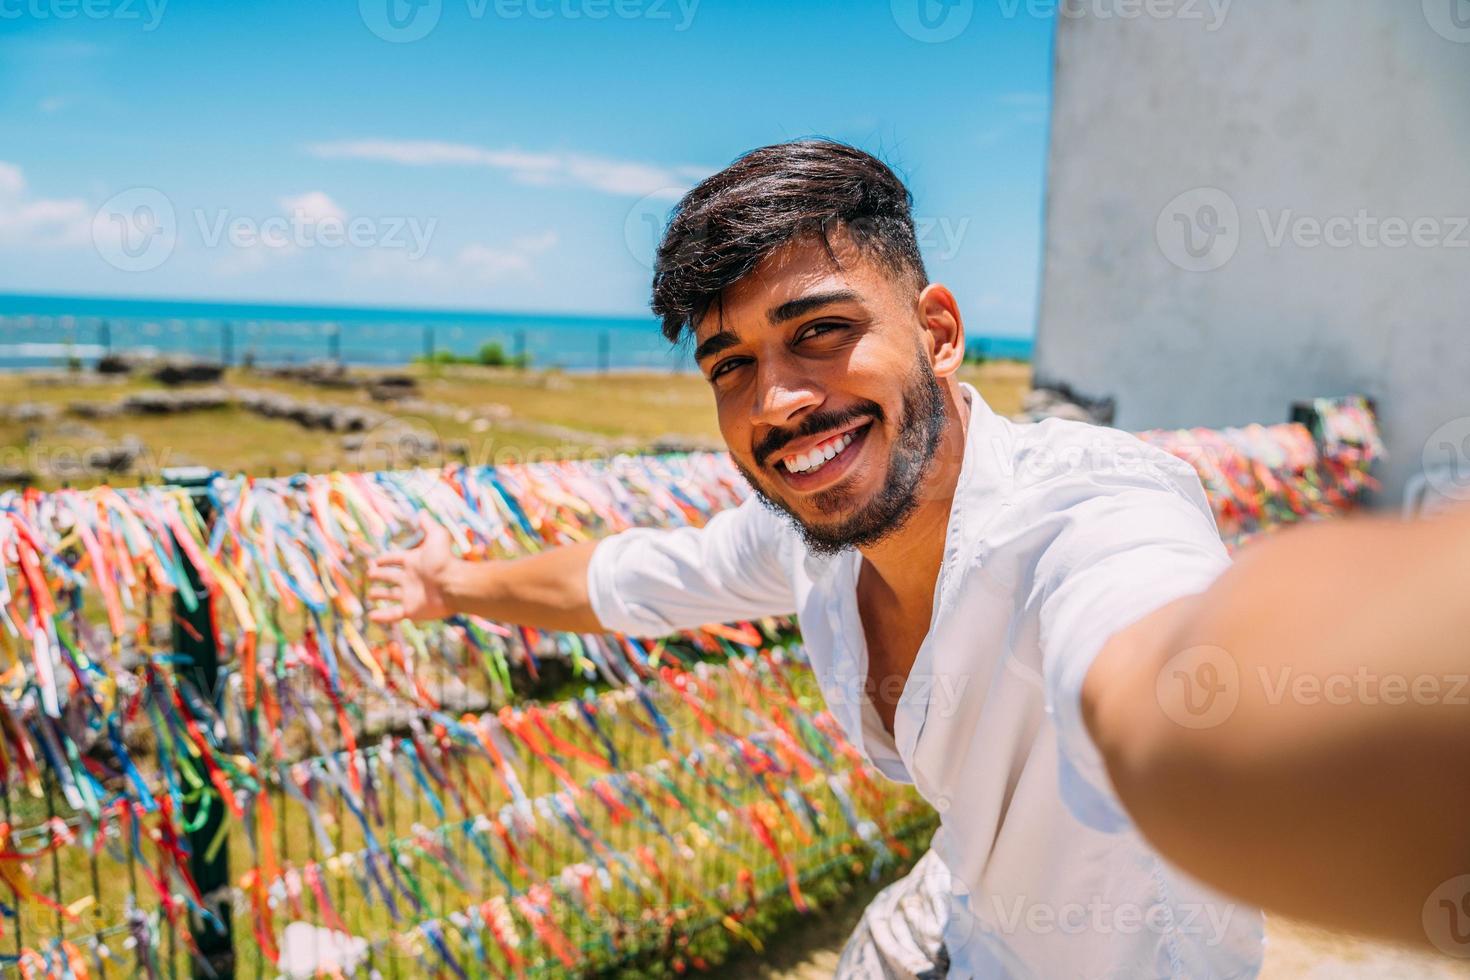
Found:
[0,396,1383,978]
[0,314,692,374]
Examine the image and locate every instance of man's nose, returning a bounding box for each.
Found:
[750,360,823,429]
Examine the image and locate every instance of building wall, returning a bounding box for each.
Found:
[1035,0,1470,507]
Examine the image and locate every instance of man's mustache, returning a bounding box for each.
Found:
[754,401,885,468]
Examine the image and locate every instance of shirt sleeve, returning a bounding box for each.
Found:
[585,495,798,637]
[1030,452,1232,827]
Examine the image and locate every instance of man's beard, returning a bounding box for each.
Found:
[733,355,950,557]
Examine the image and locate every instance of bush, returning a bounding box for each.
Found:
[476,341,530,368]
[412,344,531,369]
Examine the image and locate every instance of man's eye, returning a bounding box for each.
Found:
[800,322,843,341]
[709,357,748,381]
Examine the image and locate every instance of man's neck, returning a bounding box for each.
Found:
[856,382,973,616]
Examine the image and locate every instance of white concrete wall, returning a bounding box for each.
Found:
[1035,0,1470,507]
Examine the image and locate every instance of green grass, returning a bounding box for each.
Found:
[0,361,1032,490]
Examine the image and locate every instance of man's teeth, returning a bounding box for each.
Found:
[782,430,856,475]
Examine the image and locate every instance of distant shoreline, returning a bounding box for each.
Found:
[0,292,1036,371]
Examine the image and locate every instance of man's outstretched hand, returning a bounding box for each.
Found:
[366,516,457,624]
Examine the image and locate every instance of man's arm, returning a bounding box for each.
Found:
[367,496,796,637]
[1082,502,1470,948]
[367,521,605,632]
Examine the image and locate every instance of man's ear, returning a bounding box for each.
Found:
[917,283,966,378]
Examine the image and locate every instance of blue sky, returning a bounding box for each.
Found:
[0,1,1054,337]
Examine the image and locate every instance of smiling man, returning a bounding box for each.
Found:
[368,140,1470,978]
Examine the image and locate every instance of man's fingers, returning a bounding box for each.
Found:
[367,587,401,603]
[371,551,409,569]
[366,565,407,586]
[368,604,405,624]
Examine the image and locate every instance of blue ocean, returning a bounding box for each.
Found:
[0,293,1034,372]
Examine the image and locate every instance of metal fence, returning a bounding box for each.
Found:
[0,315,692,374]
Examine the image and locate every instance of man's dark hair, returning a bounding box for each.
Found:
[650,139,928,345]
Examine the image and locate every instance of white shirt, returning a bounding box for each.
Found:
[587,383,1264,979]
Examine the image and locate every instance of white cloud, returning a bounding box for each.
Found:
[38,96,69,113]
[278,190,344,224]
[0,162,91,248]
[456,230,558,281]
[306,139,709,199]
[0,163,24,198]
[354,229,558,287]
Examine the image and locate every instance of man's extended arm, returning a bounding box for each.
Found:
[366,495,797,638]
[1082,502,1470,948]
[366,518,605,633]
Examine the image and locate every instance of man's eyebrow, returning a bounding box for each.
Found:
[768,289,861,325]
[693,329,740,363]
